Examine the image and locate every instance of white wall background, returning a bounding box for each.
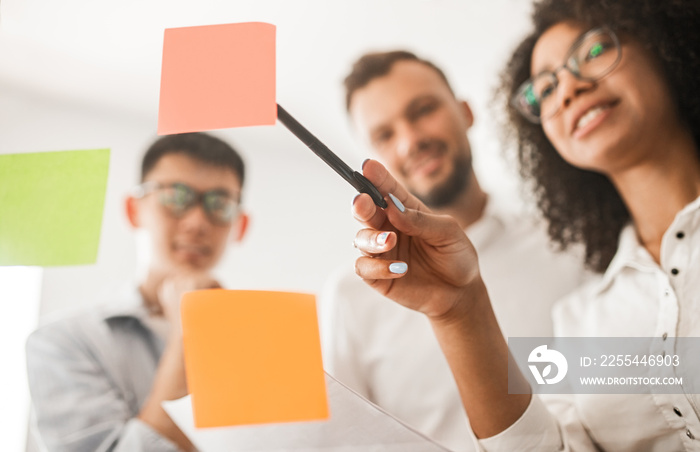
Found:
[0,1,534,449]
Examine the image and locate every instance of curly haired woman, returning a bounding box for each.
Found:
[350,0,700,450]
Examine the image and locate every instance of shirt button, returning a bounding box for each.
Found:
[671,268,680,275]
[676,231,685,239]
[663,333,668,340]
[674,407,683,417]
[664,289,671,296]
[687,429,695,439]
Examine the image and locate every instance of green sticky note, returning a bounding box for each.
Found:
[0,149,110,266]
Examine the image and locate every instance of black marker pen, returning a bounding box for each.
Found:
[276,104,388,209]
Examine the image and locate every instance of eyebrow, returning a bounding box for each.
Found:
[206,188,236,197]
[405,94,440,112]
[531,55,561,78]
[532,68,553,79]
[368,94,440,137]
[152,180,239,197]
[531,28,591,77]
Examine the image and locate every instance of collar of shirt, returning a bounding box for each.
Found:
[99,285,173,342]
[100,285,150,322]
[593,194,700,297]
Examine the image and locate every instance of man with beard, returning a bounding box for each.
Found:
[320,51,586,452]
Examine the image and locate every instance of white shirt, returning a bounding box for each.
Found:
[321,197,588,452]
[479,195,700,452]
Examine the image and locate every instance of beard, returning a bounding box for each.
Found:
[413,152,472,209]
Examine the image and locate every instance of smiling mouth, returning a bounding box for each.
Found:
[411,154,444,178]
[404,142,447,178]
[173,244,210,258]
[573,101,619,133]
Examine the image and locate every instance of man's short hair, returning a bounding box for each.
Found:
[141,132,245,186]
[344,50,455,111]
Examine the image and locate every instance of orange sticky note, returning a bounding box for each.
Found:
[158,22,276,134]
[181,290,329,428]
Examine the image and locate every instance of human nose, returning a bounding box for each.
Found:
[554,68,594,111]
[178,201,212,232]
[394,122,421,158]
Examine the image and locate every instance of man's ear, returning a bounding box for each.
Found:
[230,212,250,243]
[459,100,475,129]
[125,196,141,229]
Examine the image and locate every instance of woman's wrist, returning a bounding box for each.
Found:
[427,276,490,327]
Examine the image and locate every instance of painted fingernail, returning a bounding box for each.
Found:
[388,193,405,213]
[389,262,408,274]
[376,232,389,246]
[362,158,370,169]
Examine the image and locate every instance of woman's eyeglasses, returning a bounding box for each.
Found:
[512,27,622,123]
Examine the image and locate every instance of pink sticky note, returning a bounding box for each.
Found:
[158,22,276,134]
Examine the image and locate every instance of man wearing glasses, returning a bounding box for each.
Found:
[27,132,248,452]
[321,51,588,451]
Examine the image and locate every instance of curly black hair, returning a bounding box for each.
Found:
[499,0,700,272]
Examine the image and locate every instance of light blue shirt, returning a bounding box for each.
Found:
[26,288,179,452]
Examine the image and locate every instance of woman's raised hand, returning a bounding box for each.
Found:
[352,159,483,320]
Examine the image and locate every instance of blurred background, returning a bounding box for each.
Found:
[0,0,533,449]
